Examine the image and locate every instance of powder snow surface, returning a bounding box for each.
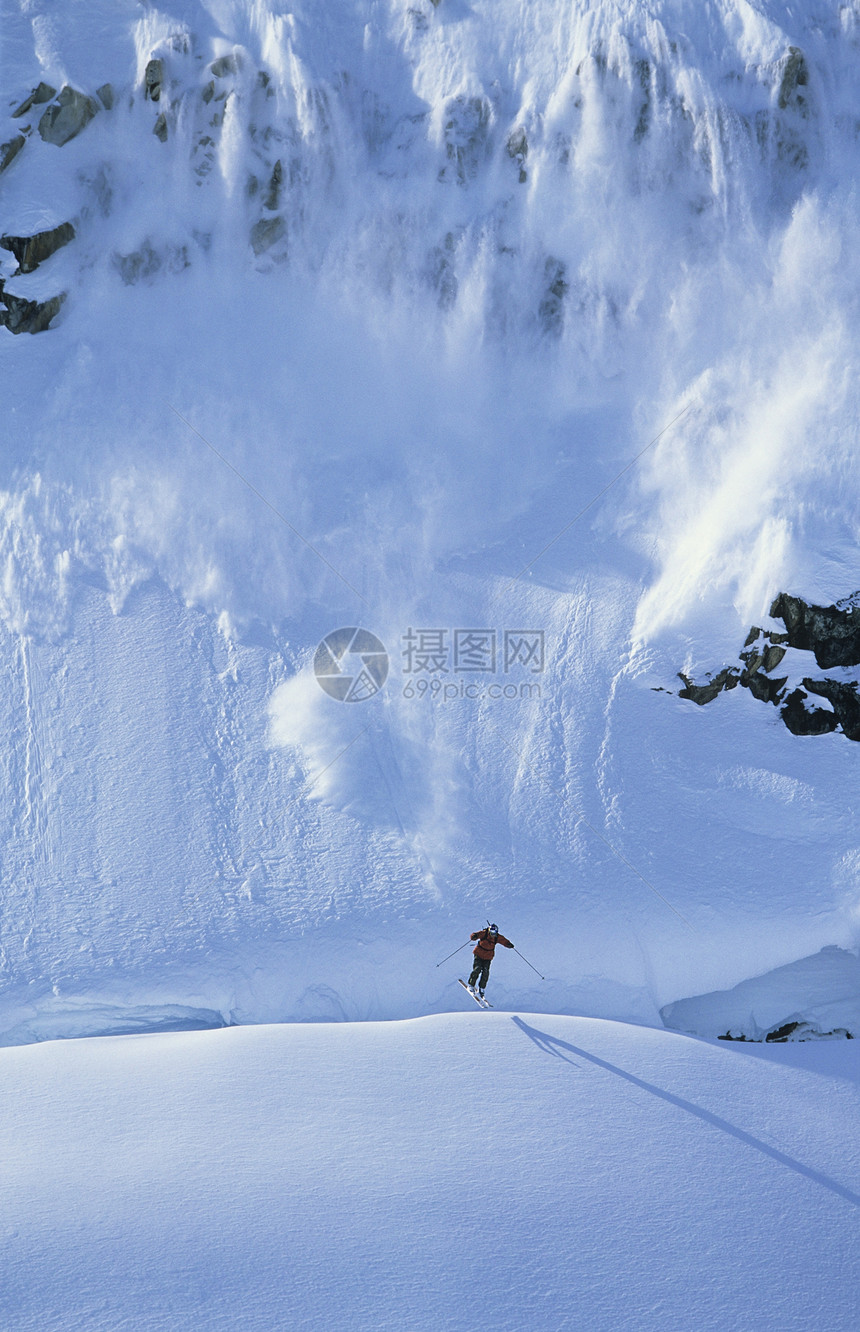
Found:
[2,1013,859,1331]
[1,0,860,1036]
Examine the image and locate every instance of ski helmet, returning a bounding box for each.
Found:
[490,923,498,932]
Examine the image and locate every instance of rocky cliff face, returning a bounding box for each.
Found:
[677,593,860,740]
[0,3,836,339]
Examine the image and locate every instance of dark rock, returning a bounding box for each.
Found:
[633,58,651,142]
[211,55,240,78]
[745,671,787,705]
[770,592,860,668]
[776,133,808,170]
[153,113,168,142]
[12,82,56,118]
[0,222,75,274]
[673,595,860,740]
[507,126,528,159]
[202,81,215,104]
[539,257,568,336]
[264,159,283,211]
[0,286,66,334]
[507,127,528,183]
[739,649,763,675]
[38,86,99,146]
[738,646,786,703]
[427,234,458,310]
[677,667,740,706]
[778,46,809,111]
[250,216,287,256]
[722,1020,852,1042]
[765,1021,801,1042]
[114,243,162,285]
[762,644,786,673]
[145,59,164,102]
[112,241,189,285]
[0,135,25,173]
[780,688,838,737]
[96,83,114,110]
[803,678,860,741]
[766,1020,852,1042]
[439,95,491,184]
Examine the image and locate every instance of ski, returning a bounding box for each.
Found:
[458,978,493,1008]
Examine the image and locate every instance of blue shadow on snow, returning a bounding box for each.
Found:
[512,1016,860,1210]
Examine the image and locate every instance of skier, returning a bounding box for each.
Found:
[467,923,513,999]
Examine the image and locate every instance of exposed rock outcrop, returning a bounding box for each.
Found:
[211,55,241,78]
[777,46,809,112]
[38,87,99,146]
[439,95,492,184]
[12,82,56,118]
[112,240,189,285]
[0,284,66,334]
[803,678,860,741]
[427,232,458,310]
[780,687,838,737]
[0,223,76,275]
[0,135,25,173]
[507,126,528,183]
[264,160,283,211]
[676,592,860,742]
[678,667,740,706]
[145,59,165,103]
[539,258,568,336]
[250,216,286,256]
[769,591,860,669]
[719,1021,852,1042]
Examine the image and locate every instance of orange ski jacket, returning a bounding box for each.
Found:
[471,929,514,960]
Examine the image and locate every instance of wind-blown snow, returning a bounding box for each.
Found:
[1,0,860,1039]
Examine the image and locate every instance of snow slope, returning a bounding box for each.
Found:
[2,1013,859,1331]
[1,0,860,1037]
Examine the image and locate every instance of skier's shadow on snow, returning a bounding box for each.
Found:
[512,1017,860,1210]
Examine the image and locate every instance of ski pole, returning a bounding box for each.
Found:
[435,940,472,968]
[514,948,545,980]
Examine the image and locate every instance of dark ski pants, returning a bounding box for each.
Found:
[469,957,491,991]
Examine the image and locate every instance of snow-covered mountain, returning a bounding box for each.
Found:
[2,0,860,1043]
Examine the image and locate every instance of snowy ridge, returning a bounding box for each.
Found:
[1,1,860,1042]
